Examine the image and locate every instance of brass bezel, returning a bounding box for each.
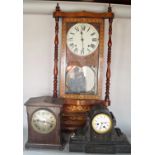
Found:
[31,109,57,134]
[91,113,112,134]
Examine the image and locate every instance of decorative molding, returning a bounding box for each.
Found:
[23,1,130,18]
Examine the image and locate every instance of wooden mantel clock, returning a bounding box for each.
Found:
[53,3,114,132]
[25,96,64,149]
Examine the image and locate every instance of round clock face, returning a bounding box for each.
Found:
[31,109,56,134]
[91,113,112,134]
[67,23,99,56]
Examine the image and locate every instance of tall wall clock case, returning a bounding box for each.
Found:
[53,4,112,132]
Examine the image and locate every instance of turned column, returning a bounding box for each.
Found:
[53,4,60,98]
[104,4,113,106]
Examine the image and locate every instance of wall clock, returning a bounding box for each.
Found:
[69,104,131,153]
[25,96,64,149]
[53,4,114,132]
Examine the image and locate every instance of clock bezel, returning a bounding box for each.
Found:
[31,108,57,134]
[60,17,104,99]
[66,23,99,56]
[91,113,112,134]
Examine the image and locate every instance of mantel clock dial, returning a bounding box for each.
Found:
[31,109,56,134]
[91,113,112,134]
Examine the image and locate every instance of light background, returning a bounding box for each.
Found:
[1,1,155,155]
[23,1,130,154]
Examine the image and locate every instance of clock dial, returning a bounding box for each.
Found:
[31,109,56,134]
[92,113,112,134]
[67,23,99,56]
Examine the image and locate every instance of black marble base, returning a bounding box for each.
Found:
[69,128,131,153]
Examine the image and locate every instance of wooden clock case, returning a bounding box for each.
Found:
[25,96,64,149]
[53,4,114,132]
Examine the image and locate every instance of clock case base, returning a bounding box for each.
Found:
[25,142,64,150]
[69,127,130,153]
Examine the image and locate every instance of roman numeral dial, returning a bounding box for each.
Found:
[67,23,99,56]
[31,109,56,134]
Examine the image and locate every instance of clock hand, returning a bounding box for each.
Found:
[80,31,84,54]
[37,119,52,125]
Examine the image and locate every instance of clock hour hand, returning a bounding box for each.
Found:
[80,31,84,54]
[37,119,51,125]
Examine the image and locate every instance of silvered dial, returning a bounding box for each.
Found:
[92,113,112,134]
[31,109,56,134]
[67,23,99,56]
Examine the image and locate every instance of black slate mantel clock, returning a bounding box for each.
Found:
[69,104,131,153]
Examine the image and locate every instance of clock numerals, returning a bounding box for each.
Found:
[68,38,73,41]
[74,48,78,53]
[81,25,86,31]
[87,48,91,52]
[92,38,98,42]
[69,43,74,48]
[81,48,84,55]
[87,27,90,32]
[91,32,96,36]
[75,26,79,32]
[88,44,95,49]
[70,32,75,35]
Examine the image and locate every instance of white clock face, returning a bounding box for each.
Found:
[31,109,56,134]
[67,23,99,56]
[92,113,112,134]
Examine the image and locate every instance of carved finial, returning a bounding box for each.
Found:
[108,3,112,12]
[56,3,60,11]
